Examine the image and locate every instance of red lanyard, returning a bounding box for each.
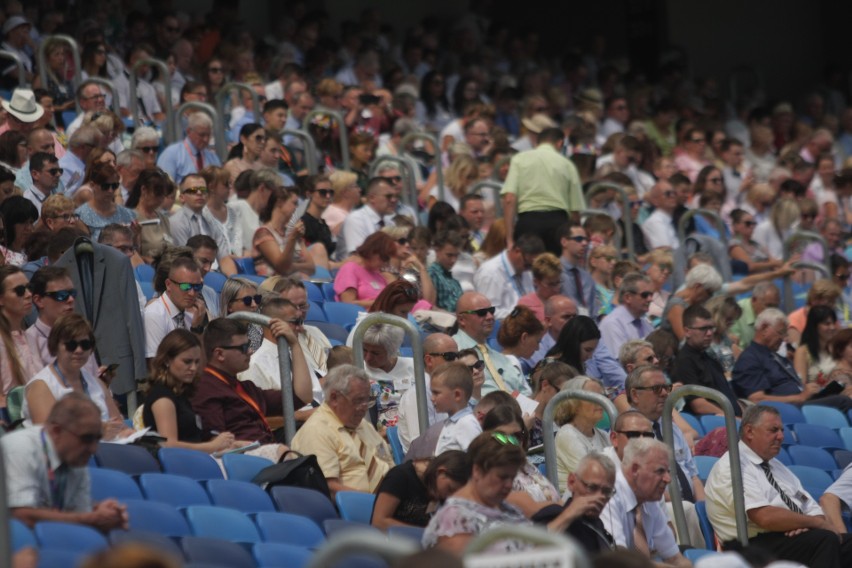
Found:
[205,366,271,433]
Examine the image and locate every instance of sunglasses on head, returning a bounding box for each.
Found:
[232,294,263,307]
[169,279,203,293]
[492,432,519,446]
[64,338,95,352]
[43,289,77,302]
[617,430,655,439]
[11,283,31,297]
[462,306,495,317]
[429,351,459,361]
[219,342,251,354]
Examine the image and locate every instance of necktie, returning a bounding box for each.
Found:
[760,461,802,513]
[303,332,327,373]
[653,421,695,502]
[632,505,650,556]
[571,267,587,307]
[195,151,203,171]
[191,214,204,236]
[51,464,69,510]
[513,273,526,296]
[355,429,378,487]
[476,344,508,392]
[174,312,186,329]
[377,219,385,229]
[632,318,645,337]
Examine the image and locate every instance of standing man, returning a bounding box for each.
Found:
[501,127,585,255]
[156,113,221,183]
[598,273,655,356]
[473,233,544,319]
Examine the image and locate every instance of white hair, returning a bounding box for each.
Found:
[322,364,370,398]
[362,323,405,355]
[188,112,213,130]
[684,263,723,294]
[622,437,671,468]
[754,307,787,331]
[131,126,159,147]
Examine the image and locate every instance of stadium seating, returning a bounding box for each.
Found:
[94,443,160,475]
[270,486,339,530]
[158,447,224,480]
[206,479,276,513]
[89,468,144,501]
[222,453,273,483]
[138,473,212,507]
[335,491,376,524]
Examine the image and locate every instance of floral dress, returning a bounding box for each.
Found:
[423,496,531,552]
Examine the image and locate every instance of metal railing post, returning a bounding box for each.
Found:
[0,428,9,568]
[173,101,225,163]
[677,208,729,248]
[370,156,418,222]
[306,529,418,568]
[82,77,120,116]
[0,50,26,88]
[662,385,748,547]
[226,312,296,444]
[465,525,592,568]
[303,109,349,171]
[782,261,830,313]
[214,81,262,126]
[130,58,174,141]
[585,181,636,261]
[351,313,428,434]
[399,131,443,202]
[469,180,504,217]
[542,390,617,489]
[37,35,81,110]
[281,130,318,175]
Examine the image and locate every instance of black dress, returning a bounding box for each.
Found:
[143,383,207,443]
[371,461,431,526]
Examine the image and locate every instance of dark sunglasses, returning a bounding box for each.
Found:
[313,189,334,198]
[617,430,655,439]
[11,284,31,297]
[219,342,251,354]
[232,294,263,307]
[208,67,224,73]
[492,432,519,446]
[46,168,64,176]
[43,289,77,302]
[285,318,305,326]
[629,291,654,299]
[183,186,208,195]
[397,238,409,246]
[101,182,120,191]
[138,146,158,153]
[468,360,485,371]
[742,220,757,227]
[429,351,459,361]
[169,279,203,293]
[462,306,495,317]
[64,338,95,352]
[569,236,588,243]
[382,176,402,184]
[633,384,673,395]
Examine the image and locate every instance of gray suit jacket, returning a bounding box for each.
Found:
[56,238,147,395]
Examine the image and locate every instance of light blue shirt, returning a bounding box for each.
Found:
[560,257,599,316]
[598,305,654,357]
[156,138,222,183]
[453,329,530,396]
[525,334,626,391]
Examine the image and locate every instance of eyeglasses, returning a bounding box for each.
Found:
[208,67,224,73]
[168,279,203,293]
[53,213,81,222]
[285,318,305,326]
[594,255,617,262]
[64,338,95,352]
[687,325,716,334]
[467,360,485,371]
[663,190,675,197]
[138,146,158,153]
[43,289,77,302]
[383,193,400,201]
[11,284,31,297]
[252,135,267,142]
[569,235,589,243]
[382,176,403,184]
[396,238,409,246]
[63,426,102,445]
[294,303,310,312]
[492,432,519,446]
[461,306,495,317]
[429,351,459,361]
[575,475,616,498]
[46,168,64,176]
[100,182,120,192]
[633,383,673,395]
[617,430,656,439]
[313,189,334,198]
[835,273,850,280]
[340,391,376,408]
[183,186,208,195]
[219,342,251,354]
[629,200,643,207]
[232,294,263,307]
[83,93,106,101]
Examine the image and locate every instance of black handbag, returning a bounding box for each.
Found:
[251,450,331,500]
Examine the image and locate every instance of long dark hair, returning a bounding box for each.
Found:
[802,305,837,360]
[226,122,264,161]
[125,168,169,209]
[419,70,449,118]
[547,315,601,372]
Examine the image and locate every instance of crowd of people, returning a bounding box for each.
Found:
[4,1,852,567]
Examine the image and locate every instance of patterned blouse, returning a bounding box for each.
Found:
[423,496,531,552]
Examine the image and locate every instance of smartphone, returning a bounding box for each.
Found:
[100,363,119,378]
[358,93,381,106]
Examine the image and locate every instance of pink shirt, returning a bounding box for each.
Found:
[333,261,386,302]
[517,293,545,323]
[0,330,43,394]
[322,204,349,237]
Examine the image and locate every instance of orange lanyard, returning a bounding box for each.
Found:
[205,366,271,433]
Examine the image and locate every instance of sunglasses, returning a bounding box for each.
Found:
[43,289,77,302]
[169,279,203,293]
[462,306,495,317]
[101,182,120,191]
[742,220,757,227]
[629,291,654,299]
[183,186,208,195]
[467,360,485,371]
[232,294,263,307]
[286,318,305,326]
[688,325,716,333]
[219,342,251,354]
[382,176,403,184]
[663,190,676,197]
[208,67,224,73]
[492,432,519,446]
[252,135,267,142]
[617,430,655,439]
[46,168,64,176]
[313,189,334,198]
[64,338,95,352]
[429,351,459,361]
[569,236,588,243]
[633,383,673,395]
[11,284,31,297]
[397,238,409,246]
[629,200,643,207]
[383,193,400,201]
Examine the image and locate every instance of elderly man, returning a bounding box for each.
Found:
[502,127,585,255]
[599,273,655,356]
[58,125,102,198]
[729,282,780,350]
[473,233,545,319]
[291,364,393,497]
[599,438,691,567]
[65,81,107,137]
[374,162,418,222]
[706,405,852,567]
[642,180,680,250]
[732,308,852,411]
[337,177,398,259]
[157,113,221,183]
[2,393,128,530]
[454,292,528,396]
[144,257,207,359]
[1,88,43,136]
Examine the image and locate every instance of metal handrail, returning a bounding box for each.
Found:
[226,312,296,444]
[469,180,504,217]
[783,230,828,265]
[783,260,831,313]
[281,130,318,175]
[173,101,226,163]
[542,389,618,488]
[351,313,428,434]
[82,77,120,116]
[0,50,26,88]
[37,35,81,111]
[465,524,592,568]
[306,529,418,568]
[370,156,418,222]
[303,109,349,171]
[677,208,729,249]
[399,131,443,202]
[0,426,9,568]
[214,81,262,126]
[662,385,748,547]
[130,58,174,142]
[585,181,636,261]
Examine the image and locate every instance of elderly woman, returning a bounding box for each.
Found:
[660,264,723,340]
[219,277,265,353]
[130,127,161,168]
[358,323,413,426]
[322,170,361,237]
[334,232,398,307]
[37,195,81,233]
[517,253,562,323]
[554,376,611,489]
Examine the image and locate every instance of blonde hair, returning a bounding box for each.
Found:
[531,253,561,281]
[445,154,478,200]
[329,170,358,203]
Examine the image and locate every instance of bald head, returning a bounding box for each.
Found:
[28,128,55,156]
[423,333,459,373]
[456,292,488,314]
[455,292,495,343]
[610,410,653,460]
[544,295,578,337]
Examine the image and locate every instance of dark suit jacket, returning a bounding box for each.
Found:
[56,238,146,394]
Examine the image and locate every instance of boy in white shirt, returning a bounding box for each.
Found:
[431,362,482,455]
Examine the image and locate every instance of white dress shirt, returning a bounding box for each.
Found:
[642,209,679,250]
[434,406,482,455]
[473,251,533,320]
[144,293,192,358]
[337,205,394,260]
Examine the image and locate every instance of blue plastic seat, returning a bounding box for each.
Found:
[694,456,718,483]
[788,465,834,498]
[204,271,228,294]
[793,423,845,450]
[135,263,155,283]
[763,401,806,425]
[253,511,325,547]
[776,447,793,465]
[695,501,717,550]
[123,499,192,537]
[270,486,338,530]
[254,542,312,568]
[835,449,852,469]
[840,427,852,451]
[399,347,413,357]
[679,413,704,437]
[787,445,838,470]
[323,518,382,536]
[303,282,324,303]
[803,405,849,429]
[158,447,224,480]
[138,473,211,507]
[110,529,184,559]
[386,525,425,545]
[309,266,332,281]
[335,491,376,524]
[206,479,276,513]
[234,257,257,275]
[222,453,273,482]
[323,302,365,328]
[36,549,85,568]
[11,519,36,552]
[94,443,160,475]
[89,467,144,502]
[386,426,404,465]
[184,505,261,543]
[306,321,348,343]
[34,521,109,553]
[307,300,326,322]
[699,415,740,434]
[783,426,797,446]
[182,536,256,568]
[321,282,336,301]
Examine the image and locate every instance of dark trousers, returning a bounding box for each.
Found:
[725,529,852,568]
[514,210,569,256]
[802,395,852,412]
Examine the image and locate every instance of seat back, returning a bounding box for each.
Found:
[307,300,326,322]
[787,445,838,470]
[181,535,256,568]
[793,423,844,449]
[11,519,36,552]
[158,447,224,480]
[335,491,376,524]
[306,321,349,344]
[109,529,184,559]
[678,413,704,437]
[94,443,160,475]
[123,499,192,537]
[89,467,144,501]
[802,405,849,429]
[253,511,325,548]
[206,479,276,513]
[694,456,718,483]
[763,401,806,425]
[788,465,834,499]
[322,302,365,327]
[694,501,716,550]
[323,518,382,537]
[138,473,211,507]
[270,486,338,529]
[222,453,273,482]
[184,505,261,543]
[34,521,109,553]
[253,542,312,568]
